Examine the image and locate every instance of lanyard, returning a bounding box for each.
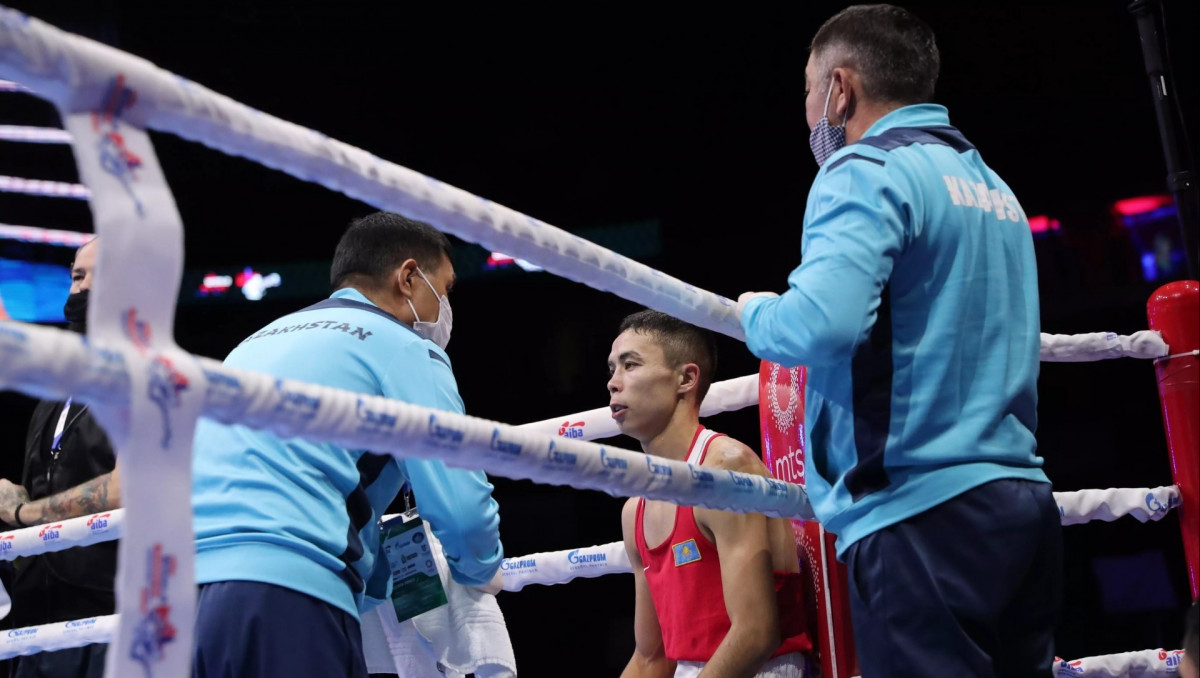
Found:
[51,397,73,451]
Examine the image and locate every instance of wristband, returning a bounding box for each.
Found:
[14,502,28,528]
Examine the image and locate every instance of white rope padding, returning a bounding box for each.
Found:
[0,175,90,199]
[1051,649,1187,677]
[0,8,744,340]
[0,509,122,561]
[0,487,1176,581]
[0,321,814,520]
[0,123,71,142]
[498,542,631,592]
[519,374,759,441]
[1040,331,1167,362]
[0,615,117,661]
[0,613,1179,678]
[1057,486,1181,526]
[0,223,93,247]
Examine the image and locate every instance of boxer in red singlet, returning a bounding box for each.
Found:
[609,311,811,678]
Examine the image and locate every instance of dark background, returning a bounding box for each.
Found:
[1,1,1197,674]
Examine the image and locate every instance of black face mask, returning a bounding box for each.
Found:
[63,290,88,334]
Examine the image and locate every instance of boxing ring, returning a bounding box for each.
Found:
[0,7,1195,677]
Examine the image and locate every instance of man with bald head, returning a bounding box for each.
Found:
[738,5,1060,677]
[0,237,124,678]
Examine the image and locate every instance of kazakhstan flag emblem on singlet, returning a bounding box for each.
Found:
[672,539,701,566]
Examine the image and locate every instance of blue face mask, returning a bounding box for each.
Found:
[808,78,847,167]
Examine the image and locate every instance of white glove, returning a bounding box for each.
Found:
[736,291,779,322]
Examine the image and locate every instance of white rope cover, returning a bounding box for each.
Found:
[0,486,1177,585]
[1040,331,1167,362]
[0,175,90,199]
[0,8,744,341]
[2,618,1181,678]
[0,223,93,247]
[0,615,117,660]
[0,123,71,143]
[1052,649,1188,677]
[498,542,631,592]
[519,374,759,441]
[0,321,814,520]
[1057,486,1181,526]
[0,510,122,561]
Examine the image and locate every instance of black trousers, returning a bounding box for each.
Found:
[12,645,107,678]
[192,581,367,678]
[844,479,1063,678]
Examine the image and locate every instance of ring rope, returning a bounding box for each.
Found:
[0,322,816,520]
[0,484,1179,575]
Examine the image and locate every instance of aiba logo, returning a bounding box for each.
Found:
[558,421,585,439]
[1053,657,1084,676]
[0,535,13,552]
[427,414,465,448]
[148,356,190,448]
[39,524,63,541]
[130,543,177,675]
[1159,650,1184,668]
[93,74,145,215]
[122,308,152,351]
[87,513,112,532]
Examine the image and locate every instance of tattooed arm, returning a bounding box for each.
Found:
[0,461,121,526]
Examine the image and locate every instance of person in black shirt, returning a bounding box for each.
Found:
[0,238,122,678]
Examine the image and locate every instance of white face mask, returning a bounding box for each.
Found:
[405,267,453,350]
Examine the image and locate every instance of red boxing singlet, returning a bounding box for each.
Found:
[634,427,812,663]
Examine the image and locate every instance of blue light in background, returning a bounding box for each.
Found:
[0,258,69,323]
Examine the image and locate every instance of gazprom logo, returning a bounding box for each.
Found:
[689,464,714,488]
[567,549,607,566]
[7,628,36,638]
[356,398,397,433]
[600,448,628,470]
[545,442,577,466]
[728,471,755,492]
[489,429,522,456]
[500,558,537,572]
[646,456,672,477]
[65,619,97,629]
[427,414,464,447]
[274,380,320,421]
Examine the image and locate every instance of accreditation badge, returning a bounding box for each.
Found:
[381,510,447,621]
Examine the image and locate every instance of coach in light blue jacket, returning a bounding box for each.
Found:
[737,6,1061,677]
[191,212,502,678]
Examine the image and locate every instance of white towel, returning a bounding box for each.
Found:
[361,520,517,677]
